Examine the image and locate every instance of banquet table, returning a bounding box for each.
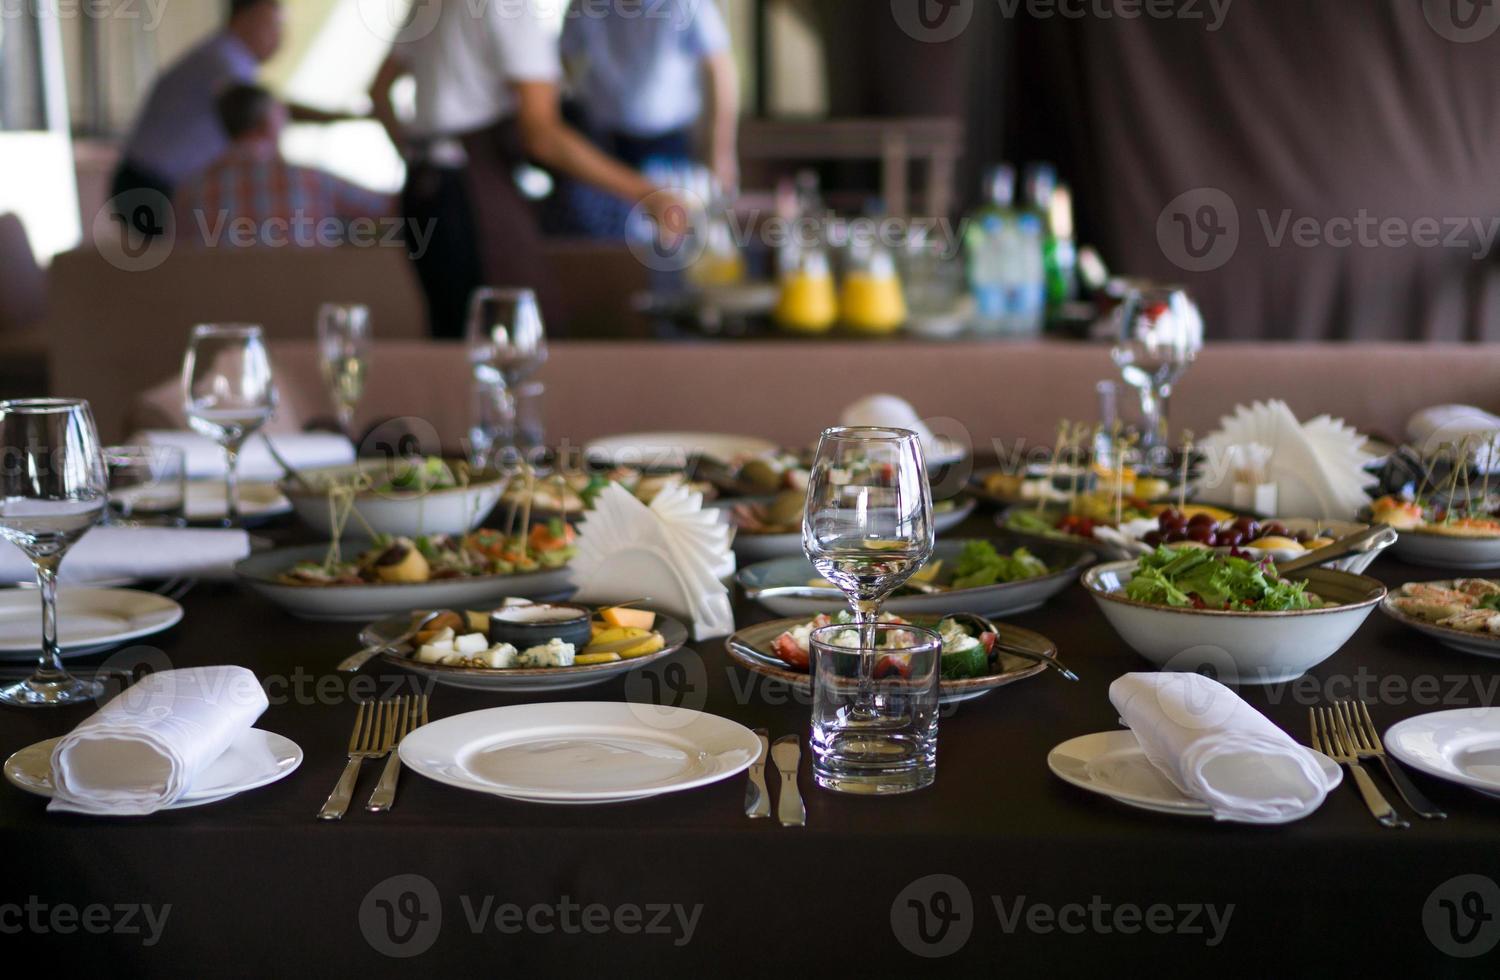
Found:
[4,512,1500,977]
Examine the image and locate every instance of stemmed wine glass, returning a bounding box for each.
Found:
[803,427,935,711]
[0,399,109,706]
[466,289,547,468]
[1109,283,1203,462]
[182,324,276,527]
[316,303,371,441]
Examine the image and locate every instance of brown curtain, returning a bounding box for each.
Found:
[1007,1,1500,341]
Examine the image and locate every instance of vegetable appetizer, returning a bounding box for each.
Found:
[1390,579,1500,633]
[769,611,1000,680]
[278,523,576,587]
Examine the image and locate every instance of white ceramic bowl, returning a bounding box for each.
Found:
[1082,560,1386,684]
[282,462,506,538]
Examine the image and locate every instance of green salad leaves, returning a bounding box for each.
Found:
[951,541,1050,590]
[1124,546,1321,611]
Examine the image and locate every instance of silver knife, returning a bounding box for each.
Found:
[771,735,806,827]
[745,729,770,818]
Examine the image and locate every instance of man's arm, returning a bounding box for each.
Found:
[288,104,360,125]
[703,50,740,194]
[367,52,410,149]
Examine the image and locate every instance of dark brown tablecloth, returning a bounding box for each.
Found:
[4,513,1500,977]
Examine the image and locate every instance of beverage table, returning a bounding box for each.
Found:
[3,513,1499,976]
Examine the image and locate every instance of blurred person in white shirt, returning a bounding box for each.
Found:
[370,0,686,336]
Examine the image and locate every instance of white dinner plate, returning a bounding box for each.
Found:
[4,728,303,811]
[585,432,778,469]
[186,481,291,523]
[0,588,184,660]
[400,702,761,804]
[1047,730,1342,817]
[1385,708,1500,799]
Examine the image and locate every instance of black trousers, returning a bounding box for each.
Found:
[401,162,482,340]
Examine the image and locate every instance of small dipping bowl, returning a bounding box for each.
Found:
[487,602,594,651]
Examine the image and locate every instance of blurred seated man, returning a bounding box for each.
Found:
[112,0,351,237]
[556,0,739,236]
[173,85,392,249]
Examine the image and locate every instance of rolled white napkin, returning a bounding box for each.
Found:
[1107,672,1337,825]
[138,430,354,482]
[49,666,268,815]
[0,527,250,584]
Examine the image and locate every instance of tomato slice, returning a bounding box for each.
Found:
[771,633,809,671]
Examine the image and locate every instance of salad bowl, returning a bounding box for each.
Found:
[737,535,1094,618]
[281,459,507,538]
[1083,559,1386,684]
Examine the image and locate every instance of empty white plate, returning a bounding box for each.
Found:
[1385,708,1500,799]
[400,702,761,804]
[584,432,778,468]
[1048,730,1341,817]
[0,588,183,660]
[186,481,291,523]
[4,728,302,811]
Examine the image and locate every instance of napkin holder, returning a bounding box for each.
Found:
[1231,482,1277,515]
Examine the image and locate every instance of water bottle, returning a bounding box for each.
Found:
[1010,213,1046,336]
[965,165,1017,333]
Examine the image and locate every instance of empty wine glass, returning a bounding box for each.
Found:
[1109,283,1203,461]
[182,324,276,527]
[803,427,935,712]
[0,399,109,706]
[316,303,371,441]
[466,288,548,389]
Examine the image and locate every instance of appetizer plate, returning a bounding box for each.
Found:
[969,465,1196,509]
[236,542,574,622]
[1387,528,1500,571]
[585,433,778,469]
[1047,730,1340,816]
[5,729,303,811]
[737,535,1094,619]
[359,611,690,692]
[399,702,761,804]
[1379,587,1500,659]
[0,588,183,661]
[725,616,1054,703]
[716,495,977,562]
[185,481,291,524]
[1083,560,1386,684]
[1384,708,1500,799]
[282,463,507,538]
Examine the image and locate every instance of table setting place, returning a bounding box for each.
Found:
[5,303,1500,842]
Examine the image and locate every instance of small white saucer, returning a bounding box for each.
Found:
[1047,730,1341,817]
[4,728,302,811]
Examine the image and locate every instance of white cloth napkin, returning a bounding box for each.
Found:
[1407,405,1500,471]
[49,667,268,815]
[137,430,354,482]
[840,394,963,464]
[0,527,250,584]
[1107,672,1338,825]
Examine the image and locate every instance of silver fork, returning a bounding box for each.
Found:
[317,701,392,821]
[1337,700,1446,820]
[367,695,429,813]
[1310,706,1408,829]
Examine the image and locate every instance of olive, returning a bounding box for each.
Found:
[739,459,782,493]
[1188,512,1218,528]
[765,489,807,527]
[1261,521,1288,538]
[1142,531,1164,547]
[1187,524,1215,543]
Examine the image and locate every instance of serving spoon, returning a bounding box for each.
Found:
[1276,523,1397,576]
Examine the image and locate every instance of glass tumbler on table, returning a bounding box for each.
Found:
[811,622,942,795]
[105,445,186,526]
[181,324,276,528]
[466,288,548,468]
[0,399,109,707]
[316,303,371,441]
